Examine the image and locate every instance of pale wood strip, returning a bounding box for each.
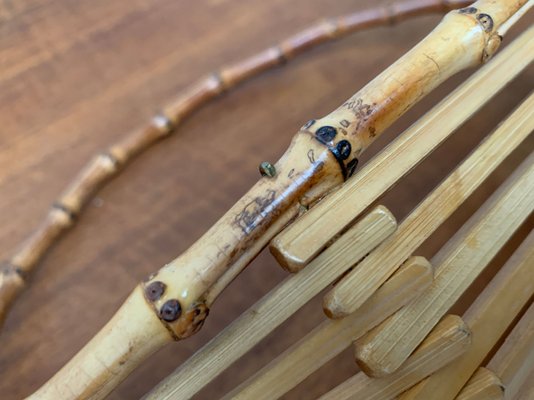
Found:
[270,27,534,273]
[513,369,534,400]
[353,154,534,377]
[455,368,504,400]
[324,91,534,320]
[143,206,396,400]
[319,315,471,400]
[398,230,534,400]
[486,302,534,399]
[224,257,433,400]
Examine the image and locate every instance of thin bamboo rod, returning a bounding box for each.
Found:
[271,24,534,273]
[323,90,534,321]
[223,256,433,400]
[141,206,396,400]
[497,0,533,35]
[455,368,505,400]
[319,315,471,400]
[353,149,534,378]
[0,0,467,329]
[486,302,534,399]
[398,229,534,400]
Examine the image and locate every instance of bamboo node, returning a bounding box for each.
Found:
[51,202,77,222]
[1,262,26,282]
[151,113,175,136]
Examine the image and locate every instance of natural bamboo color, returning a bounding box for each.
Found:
[270,22,534,273]
[515,374,534,400]
[486,302,534,399]
[353,149,534,378]
[27,2,531,399]
[455,368,504,400]
[0,0,470,329]
[223,256,433,400]
[319,315,472,400]
[32,206,395,400]
[142,205,396,400]
[398,230,534,400]
[323,89,534,320]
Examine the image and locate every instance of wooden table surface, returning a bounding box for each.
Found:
[0,1,532,399]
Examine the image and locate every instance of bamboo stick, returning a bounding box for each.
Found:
[223,256,433,400]
[486,302,534,399]
[352,151,534,378]
[0,0,468,329]
[514,372,534,400]
[32,205,392,400]
[323,89,534,320]
[398,230,534,400]
[455,368,505,400]
[270,24,534,274]
[28,2,530,398]
[141,206,396,400]
[319,315,471,400]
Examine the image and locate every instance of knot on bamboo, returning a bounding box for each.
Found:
[142,278,210,340]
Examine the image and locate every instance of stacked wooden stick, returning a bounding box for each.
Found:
[144,23,534,400]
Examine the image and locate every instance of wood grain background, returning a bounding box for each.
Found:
[0,1,532,399]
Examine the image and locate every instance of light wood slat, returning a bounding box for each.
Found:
[398,230,534,400]
[353,152,534,377]
[223,256,433,400]
[324,91,534,321]
[513,369,534,400]
[455,368,504,400]
[270,26,534,273]
[143,206,396,400]
[486,302,534,399]
[318,315,471,400]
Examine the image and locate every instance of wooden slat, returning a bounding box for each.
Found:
[224,257,432,400]
[398,230,534,399]
[486,302,534,399]
[455,368,504,400]
[270,26,534,272]
[319,315,471,400]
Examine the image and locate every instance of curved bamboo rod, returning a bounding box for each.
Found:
[25,1,530,399]
[0,0,471,330]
